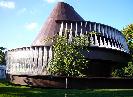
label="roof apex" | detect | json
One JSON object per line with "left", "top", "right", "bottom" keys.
{"left": 32, "top": 2, "right": 84, "bottom": 46}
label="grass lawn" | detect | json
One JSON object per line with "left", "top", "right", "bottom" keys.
{"left": 0, "top": 80, "right": 133, "bottom": 97}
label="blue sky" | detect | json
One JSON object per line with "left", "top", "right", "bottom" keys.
{"left": 0, "top": 0, "right": 133, "bottom": 49}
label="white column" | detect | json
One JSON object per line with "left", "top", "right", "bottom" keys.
{"left": 100, "top": 24, "right": 102, "bottom": 33}
{"left": 42, "top": 46, "right": 48, "bottom": 75}
{"left": 80, "top": 22, "right": 83, "bottom": 35}
{"left": 107, "top": 40, "right": 112, "bottom": 48}
{"left": 109, "top": 27, "right": 112, "bottom": 39}
{"left": 112, "top": 28, "right": 115, "bottom": 40}
{"left": 119, "top": 31, "right": 122, "bottom": 46}
{"left": 65, "top": 22, "right": 68, "bottom": 36}
{"left": 108, "top": 27, "right": 111, "bottom": 39}
{"left": 105, "top": 26, "right": 108, "bottom": 38}
{"left": 22, "top": 48, "right": 26, "bottom": 74}
{"left": 96, "top": 23, "right": 99, "bottom": 32}
{"left": 13, "top": 49, "right": 16, "bottom": 74}
{"left": 118, "top": 43, "right": 121, "bottom": 50}
{"left": 113, "top": 40, "right": 117, "bottom": 50}
{"left": 110, "top": 28, "right": 113, "bottom": 39}
{"left": 85, "top": 21, "right": 88, "bottom": 34}
{"left": 115, "top": 30, "right": 118, "bottom": 42}
{"left": 59, "top": 22, "right": 64, "bottom": 36}
{"left": 103, "top": 37, "right": 108, "bottom": 48}
{"left": 111, "top": 39, "right": 116, "bottom": 49}
{"left": 89, "top": 22, "right": 92, "bottom": 32}
{"left": 90, "top": 33, "right": 94, "bottom": 46}
{"left": 111, "top": 28, "right": 114, "bottom": 40}
{"left": 21, "top": 48, "right": 24, "bottom": 73}
{"left": 102, "top": 25, "right": 105, "bottom": 36}
{"left": 14, "top": 50, "right": 17, "bottom": 74}
{"left": 38, "top": 47, "right": 43, "bottom": 74}
{"left": 31, "top": 47, "right": 35, "bottom": 74}
{"left": 49, "top": 46, "right": 52, "bottom": 60}
{"left": 75, "top": 22, "right": 78, "bottom": 36}
{"left": 114, "top": 29, "right": 116, "bottom": 41}
{"left": 17, "top": 52, "right": 20, "bottom": 74}
{"left": 69, "top": 23, "right": 73, "bottom": 42}
{"left": 47, "top": 46, "right": 52, "bottom": 73}
{"left": 34, "top": 47, "right": 38, "bottom": 75}
{"left": 116, "top": 40, "right": 119, "bottom": 50}
{"left": 100, "top": 25, "right": 102, "bottom": 35}
{"left": 29, "top": 47, "right": 33, "bottom": 74}
{"left": 94, "top": 34, "right": 99, "bottom": 46}
{"left": 27, "top": 47, "right": 30, "bottom": 74}
{"left": 99, "top": 36, "right": 104, "bottom": 47}
{"left": 18, "top": 49, "right": 22, "bottom": 74}
{"left": 25, "top": 47, "right": 29, "bottom": 74}
{"left": 117, "top": 31, "right": 120, "bottom": 43}
{"left": 16, "top": 49, "right": 19, "bottom": 74}
{"left": 25, "top": 47, "right": 28, "bottom": 74}
{"left": 94, "top": 23, "right": 96, "bottom": 32}
{"left": 30, "top": 47, "right": 33, "bottom": 74}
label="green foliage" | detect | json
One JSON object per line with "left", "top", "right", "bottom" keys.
{"left": 122, "top": 24, "right": 133, "bottom": 53}
{"left": 48, "top": 33, "right": 90, "bottom": 77}
{"left": 124, "top": 62, "right": 133, "bottom": 76}
{"left": 122, "top": 24, "right": 133, "bottom": 77}
{"left": 111, "top": 68, "right": 125, "bottom": 77}
{"left": 0, "top": 47, "right": 6, "bottom": 65}
{"left": 112, "top": 24, "right": 133, "bottom": 77}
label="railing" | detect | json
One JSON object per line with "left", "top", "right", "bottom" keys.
{"left": 6, "top": 46, "right": 52, "bottom": 75}
{"left": 57, "top": 20, "right": 129, "bottom": 53}
{"left": 6, "top": 20, "right": 130, "bottom": 75}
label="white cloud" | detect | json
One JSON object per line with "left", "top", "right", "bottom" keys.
{"left": 44, "top": 0, "right": 64, "bottom": 3}
{"left": 25, "top": 22, "right": 38, "bottom": 31}
{"left": 17, "top": 8, "right": 27, "bottom": 15}
{"left": 0, "top": 1, "right": 15, "bottom": 9}
{"left": 20, "top": 8, "right": 26, "bottom": 13}
{"left": 17, "top": 8, "right": 37, "bottom": 16}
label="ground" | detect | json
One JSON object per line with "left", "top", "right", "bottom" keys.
{"left": 0, "top": 80, "right": 133, "bottom": 97}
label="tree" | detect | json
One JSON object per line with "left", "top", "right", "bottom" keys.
{"left": 122, "top": 23, "right": 133, "bottom": 61}
{"left": 112, "top": 24, "right": 133, "bottom": 77}
{"left": 0, "top": 47, "right": 6, "bottom": 65}
{"left": 48, "top": 31, "right": 90, "bottom": 77}
{"left": 122, "top": 24, "right": 133, "bottom": 76}
{"left": 122, "top": 24, "right": 133, "bottom": 54}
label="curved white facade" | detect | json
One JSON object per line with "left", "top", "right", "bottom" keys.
{"left": 6, "top": 21, "right": 130, "bottom": 75}
{"left": 58, "top": 21, "right": 129, "bottom": 53}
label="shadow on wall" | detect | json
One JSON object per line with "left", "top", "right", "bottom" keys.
{"left": 23, "top": 76, "right": 66, "bottom": 88}
{"left": 24, "top": 77, "right": 33, "bottom": 86}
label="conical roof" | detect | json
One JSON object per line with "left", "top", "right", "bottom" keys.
{"left": 32, "top": 2, "right": 84, "bottom": 46}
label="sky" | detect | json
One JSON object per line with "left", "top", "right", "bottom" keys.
{"left": 0, "top": 0, "right": 133, "bottom": 50}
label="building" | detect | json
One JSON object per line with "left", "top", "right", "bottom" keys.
{"left": 6, "top": 2, "right": 130, "bottom": 88}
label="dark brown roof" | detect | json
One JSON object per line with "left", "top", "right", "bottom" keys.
{"left": 32, "top": 2, "right": 84, "bottom": 46}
